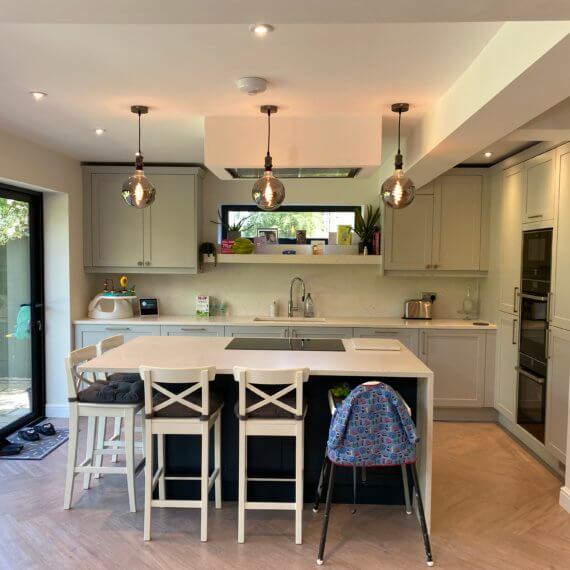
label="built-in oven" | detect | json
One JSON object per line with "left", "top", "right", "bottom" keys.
{"left": 517, "top": 354, "right": 547, "bottom": 443}
{"left": 516, "top": 228, "right": 553, "bottom": 444}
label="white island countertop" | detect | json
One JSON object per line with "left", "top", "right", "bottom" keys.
{"left": 74, "top": 314, "right": 496, "bottom": 330}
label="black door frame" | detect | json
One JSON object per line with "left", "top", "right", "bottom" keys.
{"left": 0, "top": 183, "right": 45, "bottom": 438}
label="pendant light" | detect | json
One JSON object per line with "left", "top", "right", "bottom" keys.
{"left": 381, "top": 103, "right": 415, "bottom": 209}
{"left": 252, "top": 105, "right": 285, "bottom": 211}
{"left": 122, "top": 105, "right": 156, "bottom": 209}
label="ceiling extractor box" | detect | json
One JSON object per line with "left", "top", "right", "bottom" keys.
{"left": 204, "top": 116, "right": 382, "bottom": 180}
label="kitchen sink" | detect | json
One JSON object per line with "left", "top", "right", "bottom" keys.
{"left": 253, "top": 316, "right": 327, "bottom": 323}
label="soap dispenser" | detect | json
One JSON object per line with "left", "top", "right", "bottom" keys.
{"left": 304, "top": 293, "right": 315, "bottom": 318}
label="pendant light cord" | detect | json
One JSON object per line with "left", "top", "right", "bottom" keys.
{"left": 266, "top": 109, "right": 271, "bottom": 157}
{"left": 138, "top": 109, "right": 142, "bottom": 155}
{"left": 397, "top": 110, "right": 401, "bottom": 154}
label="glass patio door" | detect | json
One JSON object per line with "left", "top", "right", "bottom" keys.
{"left": 0, "top": 184, "right": 44, "bottom": 437}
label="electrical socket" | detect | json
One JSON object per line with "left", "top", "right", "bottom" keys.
{"left": 422, "top": 291, "right": 437, "bottom": 302}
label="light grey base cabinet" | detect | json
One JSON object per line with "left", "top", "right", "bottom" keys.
{"left": 74, "top": 323, "right": 496, "bottom": 410}
{"left": 75, "top": 324, "right": 161, "bottom": 348}
{"left": 419, "top": 330, "right": 487, "bottom": 407}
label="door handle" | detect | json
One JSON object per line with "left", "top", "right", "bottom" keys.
{"left": 516, "top": 367, "right": 545, "bottom": 385}
{"left": 145, "top": 261, "right": 151, "bottom": 266}
{"left": 105, "top": 327, "right": 132, "bottom": 331}
{"left": 512, "top": 318, "right": 518, "bottom": 345}
{"left": 421, "top": 332, "right": 427, "bottom": 356}
{"left": 527, "top": 214, "right": 543, "bottom": 219}
{"left": 547, "top": 292, "right": 553, "bottom": 323}
{"left": 181, "top": 327, "right": 208, "bottom": 332}
{"left": 520, "top": 293, "right": 548, "bottom": 302}
{"left": 545, "top": 328, "right": 551, "bottom": 360}
{"left": 513, "top": 287, "right": 519, "bottom": 313}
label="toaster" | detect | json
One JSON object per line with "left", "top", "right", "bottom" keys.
{"left": 404, "top": 299, "right": 433, "bottom": 320}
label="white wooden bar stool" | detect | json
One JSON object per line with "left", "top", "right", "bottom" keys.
{"left": 63, "top": 345, "right": 145, "bottom": 512}
{"left": 94, "top": 335, "right": 145, "bottom": 473}
{"left": 233, "top": 366, "right": 310, "bottom": 545}
{"left": 140, "top": 365, "right": 223, "bottom": 542}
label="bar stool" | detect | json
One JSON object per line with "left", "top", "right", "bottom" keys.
{"left": 233, "top": 366, "right": 310, "bottom": 544}
{"left": 139, "top": 365, "right": 223, "bottom": 542}
{"left": 94, "top": 335, "right": 145, "bottom": 472}
{"left": 313, "top": 386, "right": 412, "bottom": 515}
{"left": 63, "top": 346, "right": 145, "bottom": 512}
{"left": 315, "top": 381, "right": 433, "bottom": 566}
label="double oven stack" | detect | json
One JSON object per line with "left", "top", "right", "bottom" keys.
{"left": 516, "top": 229, "right": 553, "bottom": 443}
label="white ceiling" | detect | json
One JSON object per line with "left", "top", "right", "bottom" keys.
{"left": 0, "top": 22, "right": 502, "bottom": 163}
{"left": 0, "top": 0, "right": 568, "bottom": 24}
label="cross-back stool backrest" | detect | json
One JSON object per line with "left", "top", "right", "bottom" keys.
{"left": 233, "top": 367, "right": 310, "bottom": 420}
{"left": 65, "top": 345, "right": 98, "bottom": 401}
{"left": 96, "top": 334, "right": 124, "bottom": 356}
{"left": 139, "top": 366, "right": 216, "bottom": 420}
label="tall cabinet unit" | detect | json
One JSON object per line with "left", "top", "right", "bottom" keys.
{"left": 83, "top": 166, "right": 203, "bottom": 274}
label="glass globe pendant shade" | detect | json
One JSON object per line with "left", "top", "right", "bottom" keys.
{"left": 252, "top": 170, "right": 285, "bottom": 211}
{"left": 122, "top": 168, "right": 156, "bottom": 209}
{"left": 381, "top": 168, "right": 415, "bottom": 209}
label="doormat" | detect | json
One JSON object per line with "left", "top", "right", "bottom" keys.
{"left": 0, "top": 429, "right": 69, "bottom": 460}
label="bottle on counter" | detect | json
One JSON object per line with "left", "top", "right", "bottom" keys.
{"left": 304, "top": 293, "right": 315, "bottom": 318}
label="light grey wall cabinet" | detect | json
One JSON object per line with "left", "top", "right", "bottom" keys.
{"left": 383, "top": 173, "right": 486, "bottom": 272}
{"left": 83, "top": 166, "right": 203, "bottom": 274}
{"left": 74, "top": 324, "right": 160, "bottom": 349}
{"left": 545, "top": 326, "right": 570, "bottom": 463}
{"left": 523, "top": 149, "right": 556, "bottom": 225}
{"left": 419, "top": 329, "right": 487, "bottom": 407}
{"left": 161, "top": 325, "right": 225, "bottom": 337}
{"left": 352, "top": 327, "right": 419, "bottom": 355}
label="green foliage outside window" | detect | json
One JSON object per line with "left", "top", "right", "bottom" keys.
{"left": 0, "top": 198, "right": 29, "bottom": 246}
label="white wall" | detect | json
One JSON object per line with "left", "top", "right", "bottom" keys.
{"left": 90, "top": 171, "right": 480, "bottom": 320}
{"left": 0, "top": 127, "right": 85, "bottom": 417}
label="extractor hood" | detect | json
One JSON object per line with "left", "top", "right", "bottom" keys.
{"left": 204, "top": 116, "right": 382, "bottom": 180}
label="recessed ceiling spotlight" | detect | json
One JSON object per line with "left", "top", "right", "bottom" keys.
{"left": 30, "top": 91, "right": 47, "bottom": 101}
{"left": 484, "top": 151, "right": 493, "bottom": 158}
{"left": 94, "top": 128, "right": 106, "bottom": 136}
{"left": 250, "top": 23, "right": 274, "bottom": 36}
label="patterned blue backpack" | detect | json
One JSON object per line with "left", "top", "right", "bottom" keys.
{"left": 326, "top": 382, "right": 419, "bottom": 467}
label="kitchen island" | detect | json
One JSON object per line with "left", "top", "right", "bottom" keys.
{"left": 79, "top": 335, "right": 434, "bottom": 525}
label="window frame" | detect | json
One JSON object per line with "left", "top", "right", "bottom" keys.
{"left": 219, "top": 204, "right": 360, "bottom": 244}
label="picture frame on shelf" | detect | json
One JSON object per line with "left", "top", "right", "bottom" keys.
{"left": 257, "top": 228, "right": 279, "bottom": 244}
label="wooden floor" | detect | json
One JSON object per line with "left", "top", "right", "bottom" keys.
{"left": 1, "top": 421, "right": 569, "bottom": 569}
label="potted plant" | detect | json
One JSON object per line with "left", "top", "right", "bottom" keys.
{"left": 210, "top": 210, "right": 250, "bottom": 240}
{"left": 199, "top": 242, "right": 217, "bottom": 269}
{"left": 354, "top": 205, "right": 380, "bottom": 254}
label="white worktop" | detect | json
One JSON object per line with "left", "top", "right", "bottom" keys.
{"left": 74, "top": 315, "right": 496, "bottom": 330}
{"left": 78, "top": 335, "right": 434, "bottom": 378}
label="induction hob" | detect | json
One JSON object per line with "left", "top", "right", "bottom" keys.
{"left": 225, "top": 337, "right": 345, "bottom": 352}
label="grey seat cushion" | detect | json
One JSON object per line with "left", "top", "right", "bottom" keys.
{"left": 234, "top": 392, "right": 307, "bottom": 419}
{"left": 107, "top": 373, "right": 141, "bottom": 384}
{"left": 152, "top": 390, "right": 223, "bottom": 418}
{"left": 78, "top": 378, "right": 144, "bottom": 404}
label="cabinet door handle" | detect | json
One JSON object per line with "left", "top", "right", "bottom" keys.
{"left": 181, "top": 327, "right": 208, "bottom": 332}
{"left": 512, "top": 319, "right": 518, "bottom": 345}
{"left": 547, "top": 292, "right": 553, "bottom": 323}
{"left": 421, "top": 332, "right": 427, "bottom": 355}
{"left": 145, "top": 261, "right": 151, "bottom": 266}
{"left": 433, "top": 264, "right": 439, "bottom": 269}
{"left": 425, "top": 264, "right": 431, "bottom": 269}
{"left": 528, "top": 214, "right": 543, "bottom": 219}
{"left": 545, "top": 328, "right": 551, "bottom": 359}
{"left": 513, "top": 287, "right": 519, "bottom": 313}
{"left": 137, "top": 261, "right": 143, "bottom": 266}
{"left": 105, "top": 326, "right": 132, "bottom": 331}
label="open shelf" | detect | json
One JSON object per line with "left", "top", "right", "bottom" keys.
{"left": 203, "top": 254, "right": 382, "bottom": 265}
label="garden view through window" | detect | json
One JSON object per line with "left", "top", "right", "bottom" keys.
{"left": 221, "top": 205, "right": 359, "bottom": 243}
